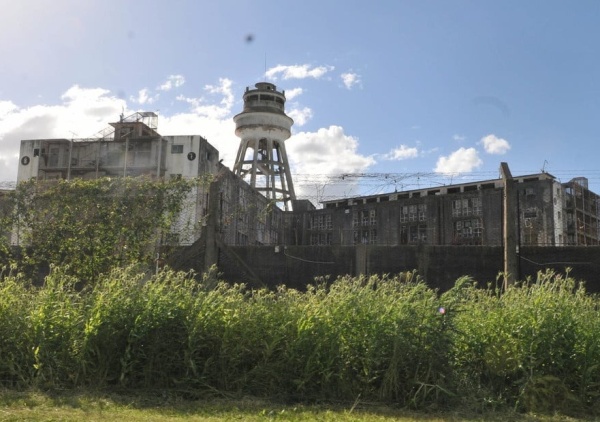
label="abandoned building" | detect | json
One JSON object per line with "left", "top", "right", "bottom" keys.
{"left": 11, "top": 82, "right": 600, "bottom": 289}
{"left": 290, "top": 171, "right": 600, "bottom": 248}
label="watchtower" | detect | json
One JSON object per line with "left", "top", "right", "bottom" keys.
{"left": 233, "top": 82, "right": 295, "bottom": 210}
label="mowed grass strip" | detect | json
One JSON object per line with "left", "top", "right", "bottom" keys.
{"left": 0, "top": 390, "right": 583, "bottom": 422}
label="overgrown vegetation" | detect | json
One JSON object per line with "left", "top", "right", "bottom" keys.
{"left": 0, "top": 266, "right": 598, "bottom": 417}
{"left": 0, "top": 177, "right": 201, "bottom": 281}
{"left": 1, "top": 178, "right": 599, "bottom": 417}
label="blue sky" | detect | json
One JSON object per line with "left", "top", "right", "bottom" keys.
{"left": 1, "top": 0, "right": 600, "bottom": 201}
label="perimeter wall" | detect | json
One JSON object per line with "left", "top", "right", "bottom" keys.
{"left": 212, "top": 245, "right": 600, "bottom": 293}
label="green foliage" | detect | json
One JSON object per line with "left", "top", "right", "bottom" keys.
{"left": 0, "top": 270, "right": 32, "bottom": 387}
{"left": 447, "top": 270, "right": 600, "bottom": 414}
{"left": 5, "top": 177, "right": 199, "bottom": 281}
{"left": 0, "top": 267, "right": 599, "bottom": 416}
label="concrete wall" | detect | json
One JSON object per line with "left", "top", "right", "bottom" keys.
{"left": 209, "top": 244, "right": 600, "bottom": 293}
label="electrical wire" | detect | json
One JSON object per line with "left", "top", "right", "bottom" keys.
{"left": 283, "top": 249, "right": 335, "bottom": 264}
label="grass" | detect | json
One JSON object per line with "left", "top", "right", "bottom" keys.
{"left": 1, "top": 267, "right": 600, "bottom": 416}
{"left": 0, "top": 390, "right": 585, "bottom": 421}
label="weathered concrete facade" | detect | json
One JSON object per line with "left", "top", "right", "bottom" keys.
{"left": 289, "top": 172, "right": 599, "bottom": 248}
{"left": 16, "top": 112, "right": 288, "bottom": 252}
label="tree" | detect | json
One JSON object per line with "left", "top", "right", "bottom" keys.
{"left": 5, "top": 177, "right": 202, "bottom": 282}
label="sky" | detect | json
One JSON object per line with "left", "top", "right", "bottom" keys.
{"left": 1, "top": 0, "right": 600, "bottom": 202}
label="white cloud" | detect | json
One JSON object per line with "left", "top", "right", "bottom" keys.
{"left": 479, "top": 134, "right": 511, "bottom": 155}
{"left": 287, "top": 126, "right": 375, "bottom": 201}
{"left": 265, "top": 64, "right": 334, "bottom": 80}
{"left": 452, "top": 134, "right": 466, "bottom": 141}
{"left": 175, "top": 78, "right": 234, "bottom": 120}
{"left": 204, "top": 78, "right": 234, "bottom": 109}
{"left": 384, "top": 145, "right": 419, "bottom": 160}
{"left": 284, "top": 87, "right": 303, "bottom": 100}
{"left": 0, "top": 85, "right": 126, "bottom": 182}
{"left": 160, "top": 112, "right": 237, "bottom": 166}
{"left": 0, "top": 100, "right": 18, "bottom": 118}
{"left": 341, "top": 72, "right": 361, "bottom": 89}
{"left": 434, "top": 147, "right": 482, "bottom": 174}
{"left": 287, "top": 107, "right": 313, "bottom": 127}
{"left": 160, "top": 78, "right": 238, "bottom": 166}
{"left": 130, "top": 88, "right": 157, "bottom": 105}
{"left": 157, "top": 74, "right": 185, "bottom": 91}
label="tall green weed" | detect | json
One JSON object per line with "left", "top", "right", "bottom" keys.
{"left": 0, "top": 266, "right": 599, "bottom": 416}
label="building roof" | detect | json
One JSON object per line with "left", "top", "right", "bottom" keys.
{"left": 322, "top": 171, "right": 557, "bottom": 206}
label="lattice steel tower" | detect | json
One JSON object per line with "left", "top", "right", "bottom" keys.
{"left": 233, "top": 82, "right": 296, "bottom": 210}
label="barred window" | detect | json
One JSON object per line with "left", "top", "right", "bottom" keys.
{"left": 400, "top": 206, "right": 409, "bottom": 223}
{"left": 453, "top": 197, "right": 482, "bottom": 216}
{"left": 472, "top": 197, "right": 482, "bottom": 215}
{"left": 369, "top": 209, "right": 377, "bottom": 225}
{"left": 418, "top": 204, "right": 427, "bottom": 221}
{"left": 454, "top": 218, "right": 483, "bottom": 239}
{"left": 409, "top": 205, "right": 417, "bottom": 222}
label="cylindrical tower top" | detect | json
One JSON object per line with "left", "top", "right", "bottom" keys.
{"left": 241, "top": 82, "right": 287, "bottom": 114}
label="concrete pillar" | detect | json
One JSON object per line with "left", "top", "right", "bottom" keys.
{"left": 355, "top": 244, "right": 367, "bottom": 276}
{"left": 500, "top": 162, "right": 519, "bottom": 288}
{"left": 204, "top": 176, "right": 220, "bottom": 272}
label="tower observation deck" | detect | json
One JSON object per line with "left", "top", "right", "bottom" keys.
{"left": 233, "top": 82, "right": 296, "bottom": 210}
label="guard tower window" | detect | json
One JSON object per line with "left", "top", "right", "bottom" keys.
{"left": 171, "top": 145, "right": 184, "bottom": 154}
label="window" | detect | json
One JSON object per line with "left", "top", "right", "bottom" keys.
{"left": 370, "top": 229, "right": 377, "bottom": 244}
{"left": 400, "top": 206, "right": 409, "bottom": 223}
{"left": 472, "top": 197, "right": 482, "bottom": 215}
{"left": 48, "top": 147, "right": 60, "bottom": 167}
{"left": 354, "top": 210, "right": 376, "bottom": 227}
{"left": 310, "top": 233, "right": 331, "bottom": 246}
{"left": 369, "top": 209, "right": 377, "bottom": 225}
{"left": 418, "top": 204, "right": 427, "bottom": 221}
{"left": 524, "top": 207, "right": 538, "bottom": 219}
{"left": 326, "top": 214, "right": 332, "bottom": 229}
{"left": 409, "top": 205, "right": 417, "bottom": 222}
{"left": 454, "top": 218, "right": 483, "bottom": 243}
{"left": 452, "top": 200, "right": 462, "bottom": 217}
{"left": 353, "top": 229, "right": 377, "bottom": 244}
{"left": 171, "top": 144, "right": 184, "bottom": 154}
{"left": 311, "top": 214, "right": 332, "bottom": 231}
{"left": 452, "top": 197, "right": 481, "bottom": 216}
